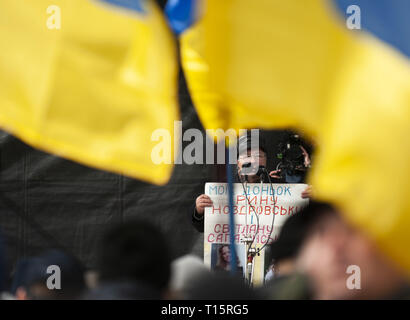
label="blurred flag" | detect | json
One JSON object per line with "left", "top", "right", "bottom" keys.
{"left": 0, "top": 0, "right": 178, "bottom": 185}
{"left": 180, "top": 0, "right": 410, "bottom": 274}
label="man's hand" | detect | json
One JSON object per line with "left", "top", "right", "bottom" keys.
{"left": 195, "top": 194, "right": 213, "bottom": 215}
{"left": 269, "top": 169, "right": 282, "bottom": 179}
{"left": 300, "top": 146, "right": 311, "bottom": 168}
{"left": 301, "top": 185, "right": 313, "bottom": 199}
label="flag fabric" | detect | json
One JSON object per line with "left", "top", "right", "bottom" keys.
{"left": 180, "top": 0, "right": 410, "bottom": 274}
{"left": 0, "top": 0, "right": 178, "bottom": 185}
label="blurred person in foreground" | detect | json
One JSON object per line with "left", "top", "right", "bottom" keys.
{"left": 0, "top": 233, "right": 12, "bottom": 300}
{"left": 263, "top": 201, "right": 410, "bottom": 300}
{"left": 259, "top": 202, "right": 318, "bottom": 299}
{"left": 12, "top": 249, "right": 85, "bottom": 300}
{"left": 184, "top": 271, "right": 259, "bottom": 300}
{"left": 168, "top": 254, "right": 210, "bottom": 299}
{"left": 296, "top": 205, "right": 410, "bottom": 299}
{"left": 83, "top": 219, "right": 171, "bottom": 300}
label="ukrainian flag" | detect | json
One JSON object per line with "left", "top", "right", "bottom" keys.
{"left": 0, "top": 0, "right": 178, "bottom": 185}
{"left": 179, "top": 0, "right": 410, "bottom": 274}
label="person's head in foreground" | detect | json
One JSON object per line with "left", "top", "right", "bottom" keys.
{"left": 88, "top": 219, "right": 171, "bottom": 299}
{"left": 168, "top": 254, "right": 210, "bottom": 299}
{"left": 184, "top": 271, "right": 258, "bottom": 300}
{"left": 275, "top": 201, "right": 410, "bottom": 300}
{"left": 260, "top": 202, "right": 320, "bottom": 299}
{"left": 12, "top": 249, "right": 85, "bottom": 300}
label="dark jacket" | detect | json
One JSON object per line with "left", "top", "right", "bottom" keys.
{"left": 191, "top": 204, "right": 204, "bottom": 233}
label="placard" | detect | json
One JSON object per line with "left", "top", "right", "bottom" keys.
{"left": 204, "top": 182, "right": 309, "bottom": 285}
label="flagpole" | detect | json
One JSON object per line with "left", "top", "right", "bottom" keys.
{"left": 226, "top": 145, "right": 237, "bottom": 275}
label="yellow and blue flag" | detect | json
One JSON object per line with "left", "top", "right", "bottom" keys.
{"left": 0, "top": 0, "right": 178, "bottom": 185}
{"left": 178, "top": 0, "right": 410, "bottom": 274}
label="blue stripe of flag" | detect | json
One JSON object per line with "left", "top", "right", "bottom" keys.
{"left": 333, "top": 0, "right": 410, "bottom": 58}
{"left": 99, "top": 0, "right": 146, "bottom": 14}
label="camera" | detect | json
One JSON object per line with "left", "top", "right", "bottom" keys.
{"left": 276, "top": 134, "right": 308, "bottom": 183}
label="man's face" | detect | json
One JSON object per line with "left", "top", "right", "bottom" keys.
{"left": 341, "top": 227, "right": 407, "bottom": 299}
{"left": 296, "top": 213, "right": 352, "bottom": 299}
{"left": 297, "top": 212, "right": 407, "bottom": 299}
{"left": 237, "top": 148, "right": 267, "bottom": 182}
